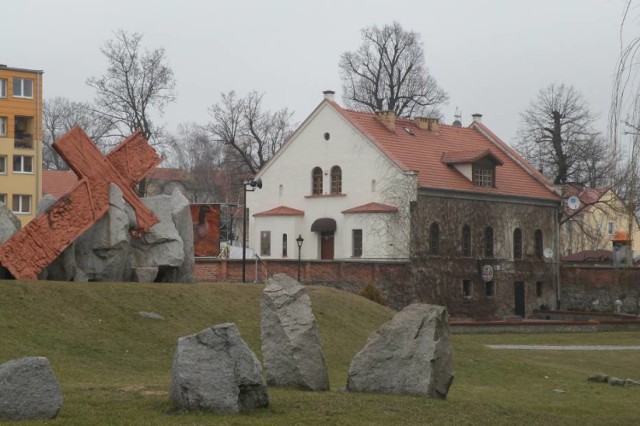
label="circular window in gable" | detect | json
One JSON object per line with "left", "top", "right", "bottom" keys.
{"left": 324, "top": 132, "right": 330, "bottom": 141}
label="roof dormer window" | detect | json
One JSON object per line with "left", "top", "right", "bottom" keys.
{"left": 473, "top": 164, "right": 494, "bottom": 188}
{"left": 441, "top": 149, "right": 503, "bottom": 188}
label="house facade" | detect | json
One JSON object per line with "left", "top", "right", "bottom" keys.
{"left": 0, "top": 65, "right": 44, "bottom": 227}
{"left": 560, "top": 186, "right": 640, "bottom": 256}
{"left": 245, "top": 91, "right": 563, "bottom": 318}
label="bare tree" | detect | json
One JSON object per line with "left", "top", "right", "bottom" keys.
{"left": 208, "top": 91, "right": 293, "bottom": 175}
{"left": 165, "top": 122, "right": 224, "bottom": 203}
{"left": 87, "top": 29, "right": 176, "bottom": 145}
{"left": 339, "top": 21, "right": 448, "bottom": 118}
{"left": 42, "top": 97, "right": 115, "bottom": 170}
{"left": 515, "top": 83, "right": 607, "bottom": 185}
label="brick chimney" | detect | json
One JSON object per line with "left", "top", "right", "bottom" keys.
{"left": 472, "top": 113, "right": 483, "bottom": 123}
{"left": 414, "top": 116, "right": 439, "bottom": 132}
{"left": 376, "top": 110, "right": 396, "bottom": 132}
{"left": 323, "top": 90, "right": 335, "bottom": 101}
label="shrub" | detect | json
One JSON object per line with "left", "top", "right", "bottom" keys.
{"left": 358, "top": 282, "right": 387, "bottom": 306}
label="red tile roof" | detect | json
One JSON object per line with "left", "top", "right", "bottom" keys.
{"left": 561, "top": 249, "right": 612, "bottom": 263}
{"left": 254, "top": 205, "right": 305, "bottom": 217}
{"left": 342, "top": 202, "right": 399, "bottom": 214}
{"left": 329, "top": 101, "right": 559, "bottom": 201}
{"left": 148, "top": 168, "right": 187, "bottom": 181}
{"left": 42, "top": 170, "right": 78, "bottom": 197}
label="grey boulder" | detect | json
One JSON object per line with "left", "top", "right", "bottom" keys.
{"left": 347, "top": 303, "right": 454, "bottom": 399}
{"left": 0, "top": 202, "right": 21, "bottom": 244}
{"left": 261, "top": 274, "right": 330, "bottom": 391}
{"left": 170, "top": 323, "right": 268, "bottom": 413}
{"left": 0, "top": 357, "right": 63, "bottom": 420}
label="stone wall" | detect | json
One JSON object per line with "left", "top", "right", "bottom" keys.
{"left": 410, "top": 193, "right": 560, "bottom": 319}
{"left": 560, "top": 265, "right": 640, "bottom": 314}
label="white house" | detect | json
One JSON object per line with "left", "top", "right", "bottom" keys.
{"left": 246, "top": 91, "right": 415, "bottom": 261}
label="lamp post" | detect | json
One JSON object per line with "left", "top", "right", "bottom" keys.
{"left": 242, "top": 177, "right": 262, "bottom": 283}
{"left": 296, "top": 234, "right": 304, "bottom": 282}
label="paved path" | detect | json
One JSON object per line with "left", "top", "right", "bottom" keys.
{"left": 485, "top": 345, "right": 640, "bottom": 351}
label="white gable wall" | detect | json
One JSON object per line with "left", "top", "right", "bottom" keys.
{"left": 247, "top": 102, "right": 412, "bottom": 260}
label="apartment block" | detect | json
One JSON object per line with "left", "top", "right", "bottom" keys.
{"left": 0, "top": 65, "right": 44, "bottom": 227}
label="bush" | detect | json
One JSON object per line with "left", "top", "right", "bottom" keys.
{"left": 358, "top": 282, "right": 387, "bottom": 306}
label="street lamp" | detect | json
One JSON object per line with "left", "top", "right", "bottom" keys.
{"left": 242, "top": 177, "right": 262, "bottom": 283}
{"left": 296, "top": 234, "right": 304, "bottom": 282}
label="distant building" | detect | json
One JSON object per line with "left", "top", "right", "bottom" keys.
{"left": 247, "top": 91, "right": 562, "bottom": 318}
{"left": 560, "top": 185, "right": 640, "bottom": 255}
{"left": 0, "top": 65, "right": 44, "bottom": 227}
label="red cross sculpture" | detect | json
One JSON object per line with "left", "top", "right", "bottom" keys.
{"left": 0, "top": 127, "right": 162, "bottom": 280}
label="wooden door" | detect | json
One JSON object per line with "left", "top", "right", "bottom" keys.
{"left": 321, "top": 232, "right": 334, "bottom": 260}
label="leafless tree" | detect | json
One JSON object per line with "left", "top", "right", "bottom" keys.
{"left": 87, "top": 29, "right": 176, "bottom": 145}
{"left": 42, "top": 97, "right": 115, "bottom": 170}
{"left": 515, "top": 83, "right": 608, "bottom": 185}
{"left": 208, "top": 91, "right": 293, "bottom": 175}
{"left": 165, "top": 122, "right": 224, "bottom": 203}
{"left": 339, "top": 21, "right": 448, "bottom": 118}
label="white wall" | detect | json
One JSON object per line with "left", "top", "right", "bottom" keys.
{"left": 246, "top": 102, "right": 412, "bottom": 260}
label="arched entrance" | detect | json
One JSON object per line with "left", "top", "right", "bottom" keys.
{"left": 311, "top": 218, "right": 336, "bottom": 260}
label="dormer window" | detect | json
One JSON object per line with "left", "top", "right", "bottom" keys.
{"left": 441, "top": 149, "right": 503, "bottom": 188}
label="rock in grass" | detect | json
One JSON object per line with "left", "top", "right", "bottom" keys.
{"left": 0, "top": 357, "right": 63, "bottom": 420}
{"left": 261, "top": 273, "right": 330, "bottom": 391}
{"left": 587, "top": 374, "right": 609, "bottom": 383}
{"left": 170, "top": 323, "right": 268, "bottom": 413}
{"left": 347, "top": 303, "right": 454, "bottom": 399}
{"left": 624, "top": 378, "right": 640, "bottom": 387}
{"left": 609, "top": 377, "right": 625, "bottom": 386}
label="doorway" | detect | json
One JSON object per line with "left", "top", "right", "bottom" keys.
{"left": 514, "top": 281, "right": 525, "bottom": 317}
{"left": 320, "top": 231, "right": 334, "bottom": 260}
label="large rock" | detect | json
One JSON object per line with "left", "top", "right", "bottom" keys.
{"left": 0, "top": 202, "right": 21, "bottom": 244}
{"left": 0, "top": 357, "right": 63, "bottom": 420}
{"left": 347, "top": 303, "right": 454, "bottom": 399}
{"left": 261, "top": 274, "right": 330, "bottom": 391}
{"left": 170, "top": 323, "right": 269, "bottom": 413}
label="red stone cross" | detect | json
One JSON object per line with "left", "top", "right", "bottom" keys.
{"left": 0, "top": 127, "right": 162, "bottom": 280}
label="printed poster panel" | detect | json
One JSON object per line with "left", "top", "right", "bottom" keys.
{"left": 190, "top": 204, "right": 221, "bottom": 257}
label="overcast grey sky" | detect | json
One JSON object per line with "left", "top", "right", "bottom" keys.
{"left": 3, "top": 0, "right": 632, "bottom": 144}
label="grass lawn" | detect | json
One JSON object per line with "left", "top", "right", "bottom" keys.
{"left": 0, "top": 280, "right": 638, "bottom": 425}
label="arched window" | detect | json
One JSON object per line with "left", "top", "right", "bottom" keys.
{"left": 513, "top": 228, "right": 522, "bottom": 260}
{"left": 534, "top": 229, "right": 543, "bottom": 259}
{"left": 330, "top": 166, "right": 342, "bottom": 194}
{"left": 462, "top": 224, "right": 471, "bottom": 256}
{"left": 484, "top": 226, "right": 494, "bottom": 258}
{"left": 430, "top": 222, "right": 440, "bottom": 255}
{"left": 312, "top": 167, "right": 323, "bottom": 195}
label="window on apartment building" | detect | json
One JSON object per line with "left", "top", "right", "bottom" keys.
{"left": 462, "top": 224, "right": 471, "bottom": 256}
{"left": 0, "top": 79, "right": 7, "bottom": 97}
{"left": 0, "top": 156, "right": 6, "bottom": 174}
{"left": 463, "top": 280, "right": 472, "bottom": 298}
{"left": 513, "top": 228, "right": 523, "bottom": 260}
{"left": 282, "top": 234, "right": 288, "bottom": 257}
{"left": 260, "top": 231, "right": 271, "bottom": 256}
{"left": 473, "top": 165, "right": 494, "bottom": 187}
{"left": 312, "top": 167, "right": 323, "bottom": 195}
{"left": 12, "top": 194, "right": 31, "bottom": 214}
{"left": 0, "top": 117, "right": 7, "bottom": 137}
{"left": 13, "top": 155, "right": 33, "bottom": 173}
{"left": 429, "top": 222, "right": 440, "bottom": 255}
{"left": 330, "top": 166, "right": 342, "bottom": 194}
{"left": 607, "top": 221, "right": 615, "bottom": 235}
{"left": 484, "top": 226, "right": 494, "bottom": 258}
{"left": 352, "top": 229, "right": 363, "bottom": 257}
{"left": 13, "top": 78, "right": 33, "bottom": 98}
{"left": 485, "top": 281, "right": 495, "bottom": 297}
{"left": 534, "top": 229, "right": 543, "bottom": 259}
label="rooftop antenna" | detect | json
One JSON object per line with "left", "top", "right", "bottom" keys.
{"left": 452, "top": 107, "right": 462, "bottom": 127}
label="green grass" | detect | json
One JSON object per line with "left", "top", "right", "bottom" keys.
{"left": 1, "top": 280, "right": 639, "bottom": 425}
